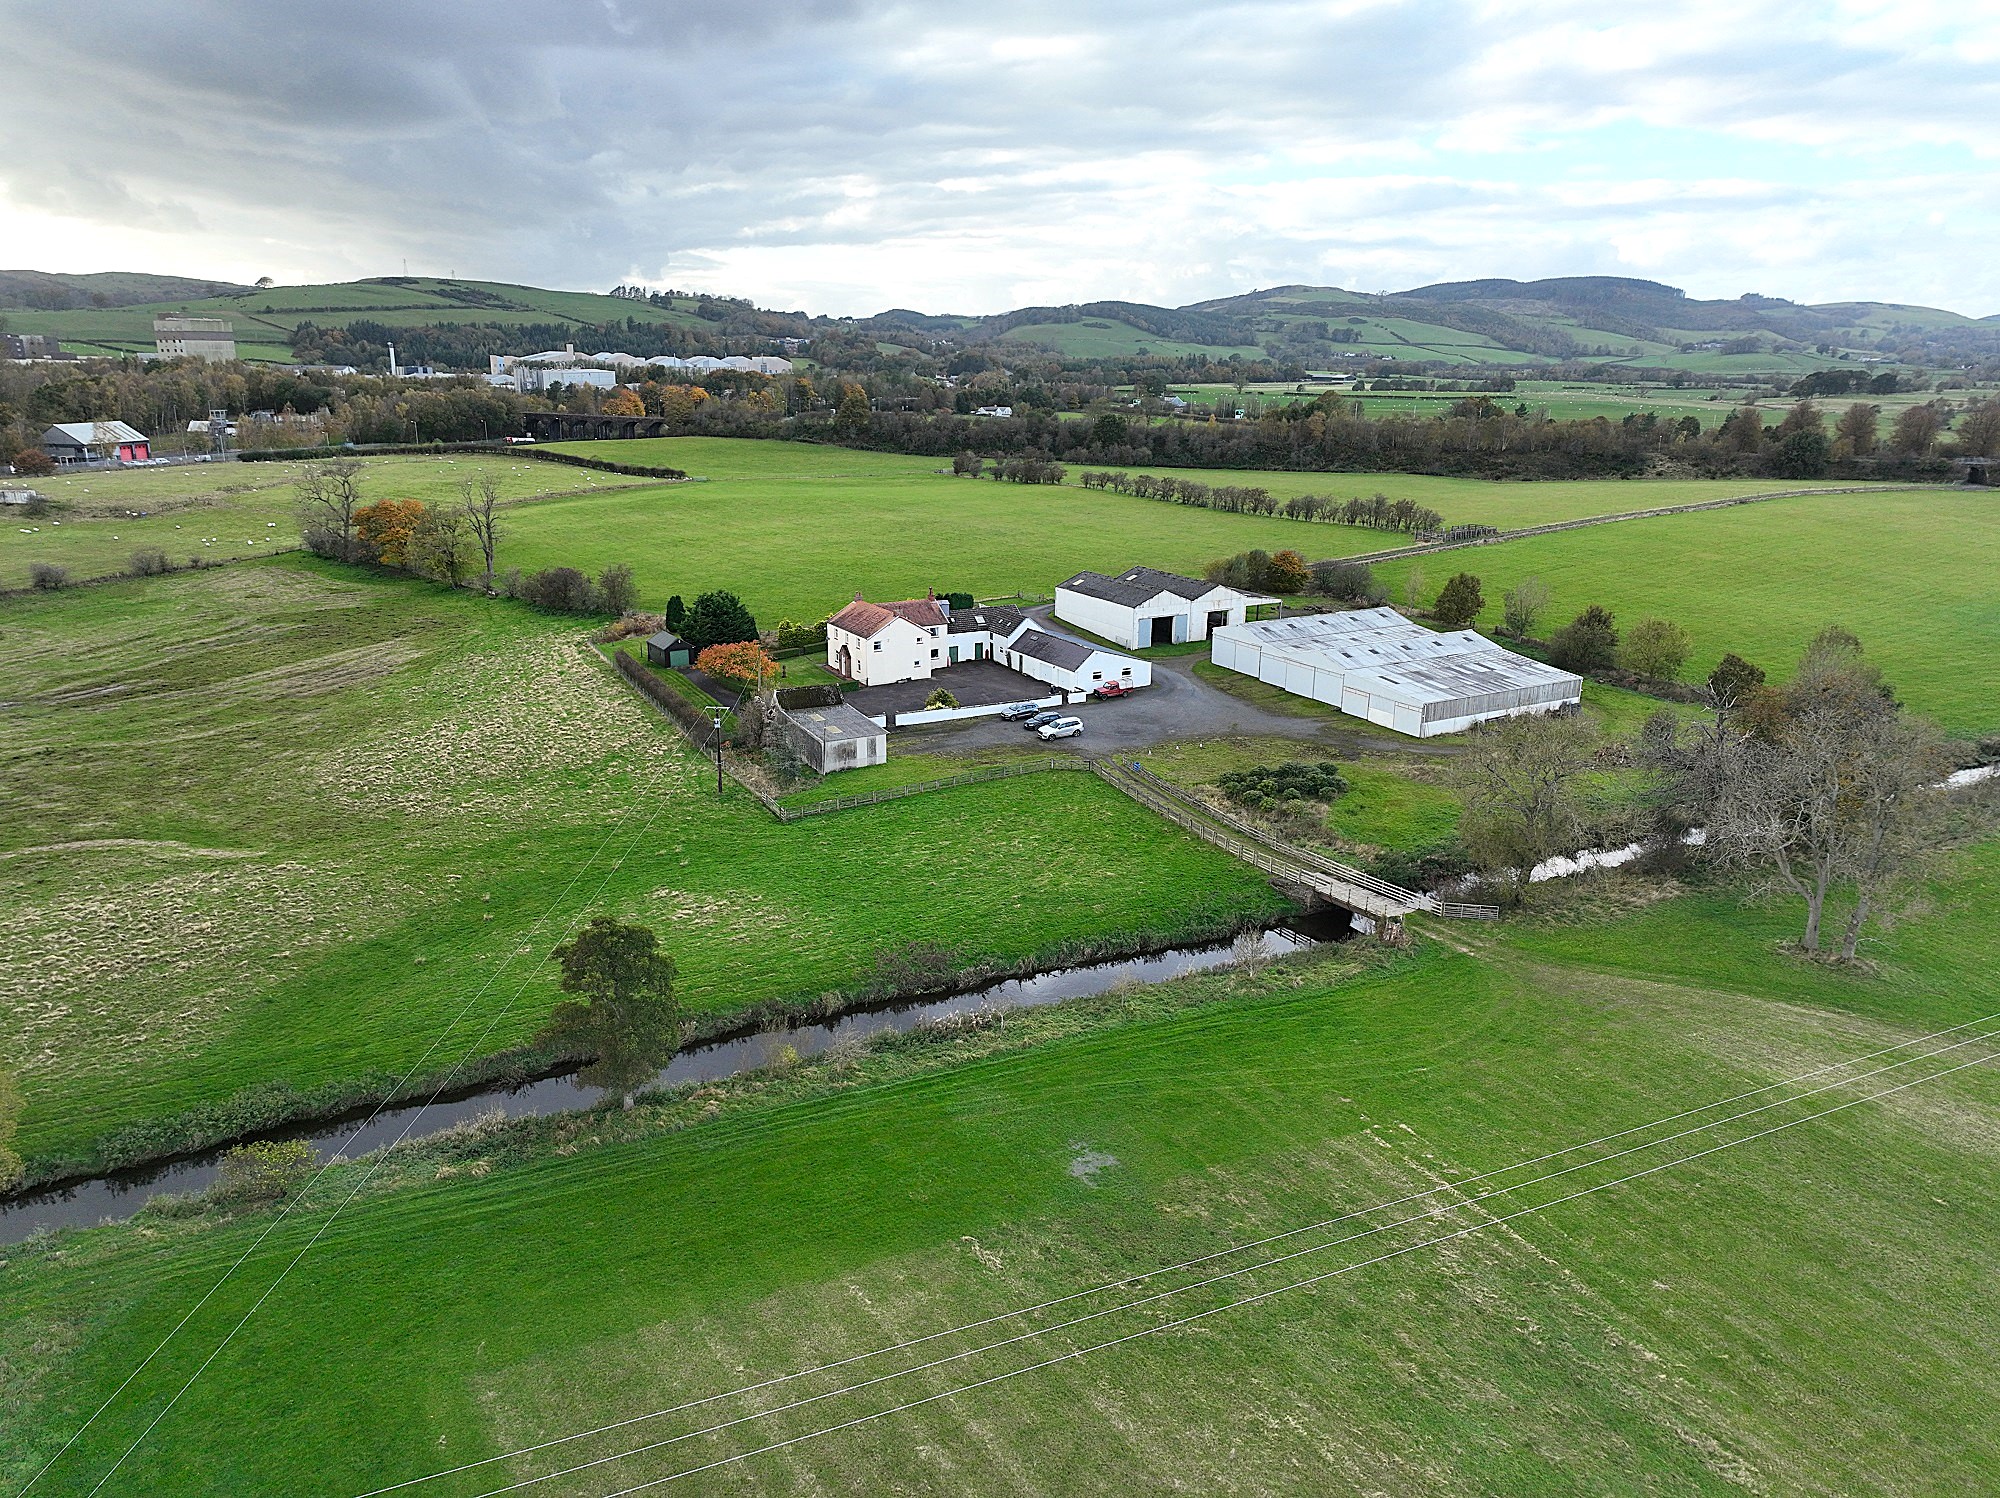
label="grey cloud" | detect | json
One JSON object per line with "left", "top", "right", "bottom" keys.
{"left": 0, "top": 0, "right": 1994, "bottom": 311}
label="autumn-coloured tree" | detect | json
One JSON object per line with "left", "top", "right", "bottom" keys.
{"left": 1266, "top": 548, "right": 1311, "bottom": 594}
{"left": 696, "top": 640, "right": 781, "bottom": 692}
{"left": 601, "top": 386, "right": 645, "bottom": 417}
{"left": 652, "top": 384, "right": 710, "bottom": 422}
{"left": 833, "top": 384, "right": 872, "bottom": 437}
{"left": 354, "top": 498, "right": 425, "bottom": 565}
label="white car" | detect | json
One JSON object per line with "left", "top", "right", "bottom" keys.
{"left": 1037, "top": 716, "right": 1084, "bottom": 740}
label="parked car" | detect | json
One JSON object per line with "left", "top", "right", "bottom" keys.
{"left": 1021, "top": 710, "right": 1062, "bottom": 731}
{"left": 1037, "top": 716, "right": 1085, "bottom": 740}
{"left": 997, "top": 702, "right": 1041, "bottom": 721}
{"left": 1093, "top": 681, "right": 1132, "bottom": 698}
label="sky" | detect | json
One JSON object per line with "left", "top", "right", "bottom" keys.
{"left": 1, "top": 0, "right": 1996, "bottom": 318}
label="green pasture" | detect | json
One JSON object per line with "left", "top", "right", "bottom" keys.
{"left": 997, "top": 318, "right": 1266, "bottom": 360}
{"left": 0, "top": 561, "right": 1281, "bottom": 1169}
{"left": 1377, "top": 487, "right": 2000, "bottom": 736}
{"left": 0, "top": 276, "right": 708, "bottom": 349}
{"left": 0, "top": 454, "right": 656, "bottom": 590}
{"left": 10, "top": 840, "right": 2000, "bottom": 1493}
{"left": 1061, "top": 458, "right": 1878, "bottom": 533}
{"left": 512, "top": 438, "right": 1390, "bottom": 620}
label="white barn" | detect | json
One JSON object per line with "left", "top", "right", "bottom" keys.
{"left": 1056, "top": 566, "right": 1274, "bottom": 649}
{"left": 1003, "top": 630, "right": 1152, "bottom": 694}
{"left": 1211, "top": 608, "right": 1581, "bottom": 738}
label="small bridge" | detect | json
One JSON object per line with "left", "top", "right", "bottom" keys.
{"left": 1094, "top": 761, "right": 1498, "bottom": 924}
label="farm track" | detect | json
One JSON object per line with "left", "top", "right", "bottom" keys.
{"left": 1325, "top": 483, "right": 1938, "bottom": 566}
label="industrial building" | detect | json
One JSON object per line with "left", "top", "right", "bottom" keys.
{"left": 40, "top": 421, "right": 151, "bottom": 465}
{"left": 1210, "top": 608, "right": 1581, "bottom": 737}
{"left": 153, "top": 316, "right": 236, "bottom": 363}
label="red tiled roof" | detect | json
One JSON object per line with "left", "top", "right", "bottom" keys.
{"left": 828, "top": 596, "right": 946, "bottom": 637}
{"left": 883, "top": 598, "right": 946, "bottom": 628}
{"left": 828, "top": 599, "right": 895, "bottom": 637}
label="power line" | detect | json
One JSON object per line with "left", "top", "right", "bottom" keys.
{"left": 410, "top": 1024, "right": 2000, "bottom": 1498}
{"left": 351, "top": 1001, "right": 2000, "bottom": 1497}
{"left": 19, "top": 748, "right": 693, "bottom": 1498}
{"left": 573, "top": 1041, "right": 2000, "bottom": 1496}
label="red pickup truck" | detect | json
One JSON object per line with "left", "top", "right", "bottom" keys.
{"left": 1092, "top": 681, "right": 1132, "bottom": 699}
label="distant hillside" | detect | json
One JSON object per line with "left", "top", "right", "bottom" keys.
{"left": 1189, "top": 276, "right": 1999, "bottom": 373}
{"left": 0, "top": 269, "right": 252, "bottom": 311}
{"left": 4, "top": 267, "right": 1993, "bottom": 374}
{"left": 0, "top": 276, "right": 749, "bottom": 362}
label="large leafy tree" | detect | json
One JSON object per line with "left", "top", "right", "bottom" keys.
{"left": 541, "top": 918, "right": 680, "bottom": 1107}
{"left": 1432, "top": 572, "right": 1484, "bottom": 629}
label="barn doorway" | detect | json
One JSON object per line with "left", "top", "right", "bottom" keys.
{"left": 1206, "top": 609, "right": 1229, "bottom": 635}
{"left": 1149, "top": 616, "right": 1175, "bottom": 646}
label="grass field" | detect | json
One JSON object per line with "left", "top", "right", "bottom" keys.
{"left": 1376, "top": 486, "right": 2000, "bottom": 737}
{"left": 10, "top": 842, "right": 2000, "bottom": 1494}
{"left": 11, "top": 440, "right": 1910, "bottom": 623}
{"left": 0, "top": 561, "right": 1282, "bottom": 1171}
{"left": 514, "top": 439, "right": 1892, "bottom": 623}
{"left": 0, "top": 454, "right": 656, "bottom": 591}
{"left": 0, "top": 276, "right": 713, "bottom": 359}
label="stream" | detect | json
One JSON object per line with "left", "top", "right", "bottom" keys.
{"left": 0, "top": 912, "right": 1349, "bottom": 1244}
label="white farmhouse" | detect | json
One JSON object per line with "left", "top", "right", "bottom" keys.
{"left": 1211, "top": 607, "right": 1581, "bottom": 737}
{"left": 826, "top": 594, "right": 952, "bottom": 686}
{"left": 1055, "top": 566, "right": 1274, "bottom": 649}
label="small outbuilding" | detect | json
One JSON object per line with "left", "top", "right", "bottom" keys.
{"left": 644, "top": 630, "right": 696, "bottom": 668}
{"left": 1056, "top": 566, "right": 1274, "bottom": 649}
{"left": 775, "top": 701, "right": 888, "bottom": 774}
{"left": 1003, "top": 628, "right": 1153, "bottom": 695}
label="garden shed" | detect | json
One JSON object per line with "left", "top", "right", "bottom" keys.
{"left": 1211, "top": 607, "right": 1580, "bottom": 737}
{"left": 645, "top": 630, "right": 695, "bottom": 668}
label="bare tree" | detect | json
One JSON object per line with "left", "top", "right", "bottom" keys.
{"left": 1501, "top": 575, "right": 1551, "bottom": 638}
{"left": 1453, "top": 710, "right": 1597, "bottom": 901}
{"left": 460, "top": 475, "right": 502, "bottom": 587}
{"left": 296, "top": 458, "right": 365, "bottom": 558}
{"left": 1679, "top": 629, "right": 1957, "bottom": 959}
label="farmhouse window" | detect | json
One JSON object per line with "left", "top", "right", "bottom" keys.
{"left": 872, "top": 641, "right": 881, "bottom": 651}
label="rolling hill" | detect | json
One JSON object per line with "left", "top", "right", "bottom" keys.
{"left": 4, "top": 268, "right": 1994, "bottom": 373}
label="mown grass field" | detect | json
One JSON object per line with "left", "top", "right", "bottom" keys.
{"left": 0, "top": 453, "right": 654, "bottom": 591}
{"left": 9, "top": 843, "right": 2000, "bottom": 1495}
{"left": 0, "top": 561, "right": 1282, "bottom": 1171}
{"left": 518, "top": 438, "right": 1889, "bottom": 622}
{"left": 1376, "top": 486, "right": 2000, "bottom": 737}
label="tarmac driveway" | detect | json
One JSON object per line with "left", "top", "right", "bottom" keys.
{"left": 898, "top": 653, "right": 1387, "bottom": 756}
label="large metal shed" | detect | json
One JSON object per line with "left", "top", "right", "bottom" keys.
{"left": 1212, "top": 608, "right": 1581, "bottom": 737}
